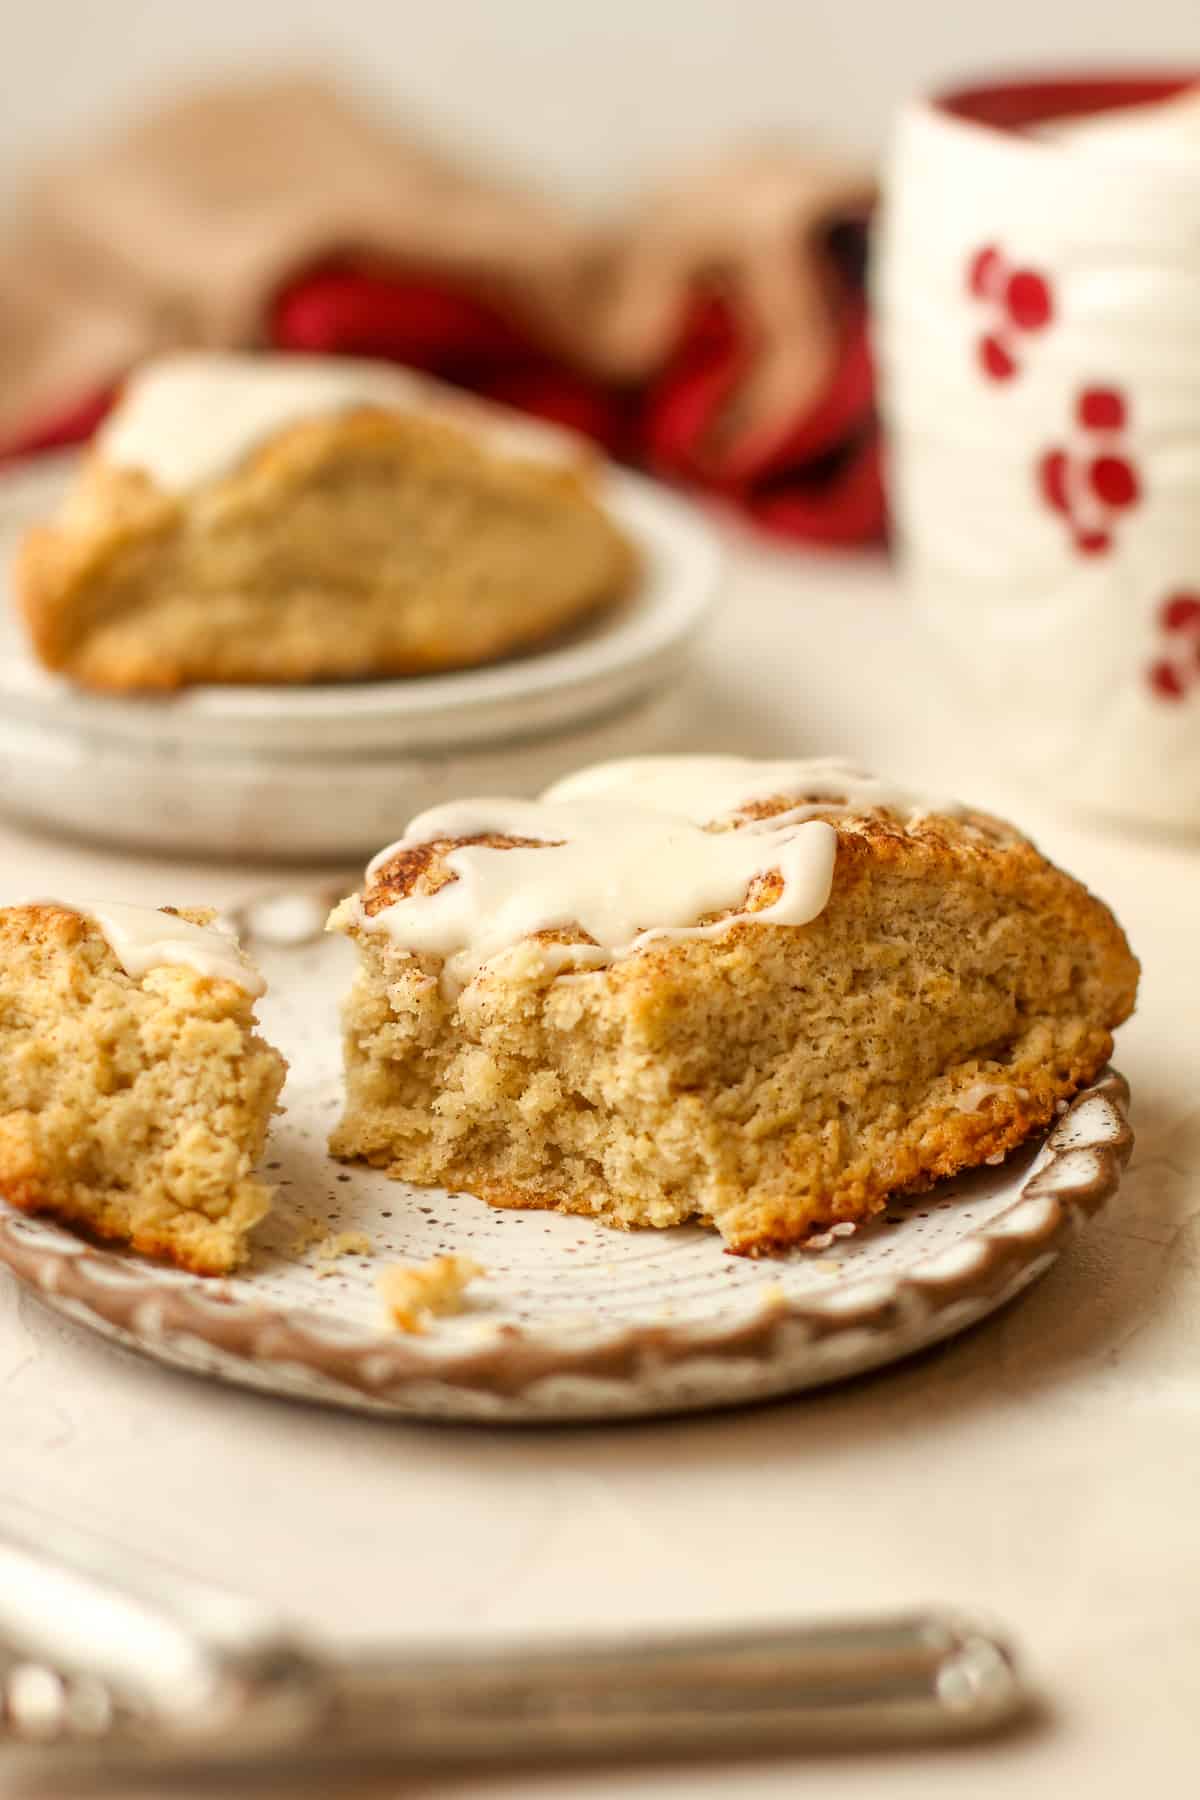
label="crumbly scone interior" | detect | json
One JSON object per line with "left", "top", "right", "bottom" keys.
{"left": 330, "top": 805, "right": 1138, "bottom": 1253}
{"left": 17, "top": 409, "right": 636, "bottom": 690}
{"left": 0, "top": 906, "right": 286, "bottom": 1273}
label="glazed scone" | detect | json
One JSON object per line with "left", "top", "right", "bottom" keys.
{"left": 16, "top": 352, "right": 636, "bottom": 691}
{"left": 0, "top": 901, "right": 286, "bottom": 1273}
{"left": 328, "top": 755, "right": 1138, "bottom": 1254}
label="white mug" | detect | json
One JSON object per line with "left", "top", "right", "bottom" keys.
{"left": 875, "top": 75, "right": 1200, "bottom": 830}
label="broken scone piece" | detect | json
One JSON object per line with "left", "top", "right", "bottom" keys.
{"left": 378, "top": 1254, "right": 484, "bottom": 1333}
{"left": 330, "top": 754, "right": 1138, "bottom": 1254}
{"left": 16, "top": 351, "right": 635, "bottom": 691}
{"left": 0, "top": 902, "right": 286, "bottom": 1273}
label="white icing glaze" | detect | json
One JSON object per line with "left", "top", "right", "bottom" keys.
{"left": 352, "top": 755, "right": 960, "bottom": 995}
{"left": 543, "top": 754, "right": 958, "bottom": 826}
{"left": 359, "top": 800, "right": 836, "bottom": 993}
{"left": 29, "top": 899, "right": 265, "bottom": 995}
{"left": 97, "top": 351, "right": 576, "bottom": 492}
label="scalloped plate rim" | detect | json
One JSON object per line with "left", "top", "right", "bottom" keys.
{"left": 0, "top": 1072, "right": 1133, "bottom": 1424}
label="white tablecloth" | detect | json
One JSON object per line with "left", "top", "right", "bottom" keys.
{"left": 2, "top": 527, "right": 1196, "bottom": 1797}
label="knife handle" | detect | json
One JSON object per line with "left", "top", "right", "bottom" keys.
{"left": 0, "top": 1501, "right": 1027, "bottom": 1765}
{"left": 326, "top": 1612, "right": 1027, "bottom": 1759}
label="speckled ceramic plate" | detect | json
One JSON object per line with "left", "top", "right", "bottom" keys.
{"left": 0, "top": 897, "right": 1133, "bottom": 1424}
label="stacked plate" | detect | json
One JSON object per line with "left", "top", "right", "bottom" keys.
{"left": 0, "top": 455, "right": 719, "bottom": 861}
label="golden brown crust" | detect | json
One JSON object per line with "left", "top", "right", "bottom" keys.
{"left": 0, "top": 904, "right": 286, "bottom": 1274}
{"left": 334, "top": 801, "right": 1138, "bottom": 1254}
{"left": 16, "top": 406, "right": 636, "bottom": 691}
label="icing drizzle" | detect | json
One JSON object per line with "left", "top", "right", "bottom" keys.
{"left": 351, "top": 755, "right": 961, "bottom": 994}
{"left": 97, "top": 351, "right": 577, "bottom": 492}
{"left": 31, "top": 900, "right": 265, "bottom": 995}
{"left": 542, "top": 754, "right": 956, "bottom": 824}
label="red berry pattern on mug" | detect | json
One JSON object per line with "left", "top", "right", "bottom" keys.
{"left": 1147, "top": 593, "right": 1200, "bottom": 703}
{"left": 1037, "top": 386, "right": 1142, "bottom": 555}
{"left": 966, "top": 244, "right": 1054, "bottom": 381}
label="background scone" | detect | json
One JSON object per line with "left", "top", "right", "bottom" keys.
{"left": 329, "top": 755, "right": 1138, "bottom": 1254}
{"left": 0, "top": 902, "right": 286, "bottom": 1273}
{"left": 16, "top": 352, "right": 636, "bottom": 691}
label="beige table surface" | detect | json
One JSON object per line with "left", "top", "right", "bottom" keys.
{"left": 1, "top": 526, "right": 1197, "bottom": 1797}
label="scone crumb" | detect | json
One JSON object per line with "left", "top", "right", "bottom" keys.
{"left": 290, "top": 1214, "right": 327, "bottom": 1254}
{"left": 378, "top": 1254, "right": 484, "bottom": 1333}
{"left": 313, "top": 1230, "right": 373, "bottom": 1275}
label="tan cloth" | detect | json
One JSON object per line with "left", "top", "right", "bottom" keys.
{"left": 0, "top": 74, "right": 874, "bottom": 443}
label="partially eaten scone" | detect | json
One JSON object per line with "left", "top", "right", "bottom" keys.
{"left": 16, "top": 351, "right": 635, "bottom": 691}
{"left": 329, "top": 755, "right": 1138, "bottom": 1253}
{"left": 0, "top": 902, "right": 286, "bottom": 1272}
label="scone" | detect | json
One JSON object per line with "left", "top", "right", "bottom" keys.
{"left": 16, "top": 352, "right": 636, "bottom": 691}
{"left": 0, "top": 901, "right": 286, "bottom": 1273}
{"left": 328, "top": 755, "right": 1138, "bottom": 1254}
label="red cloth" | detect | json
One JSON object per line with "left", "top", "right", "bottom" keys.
{"left": 3, "top": 256, "right": 884, "bottom": 548}
{"left": 2, "top": 388, "right": 117, "bottom": 463}
{"left": 271, "top": 259, "right": 884, "bottom": 546}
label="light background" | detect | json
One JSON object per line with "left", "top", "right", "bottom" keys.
{"left": 3, "top": 0, "right": 1196, "bottom": 204}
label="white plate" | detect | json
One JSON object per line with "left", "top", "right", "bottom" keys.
{"left": 0, "top": 454, "right": 720, "bottom": 755}
{"left": 0, "top": 904, "right": 1133, "bottom": 1424}
{"left": 0, "top": 681, "right": 692, "bottom": 864}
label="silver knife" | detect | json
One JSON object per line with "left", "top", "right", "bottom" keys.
{"left": 0, "top": 1503, "right": 1030, "bottom": 1772}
